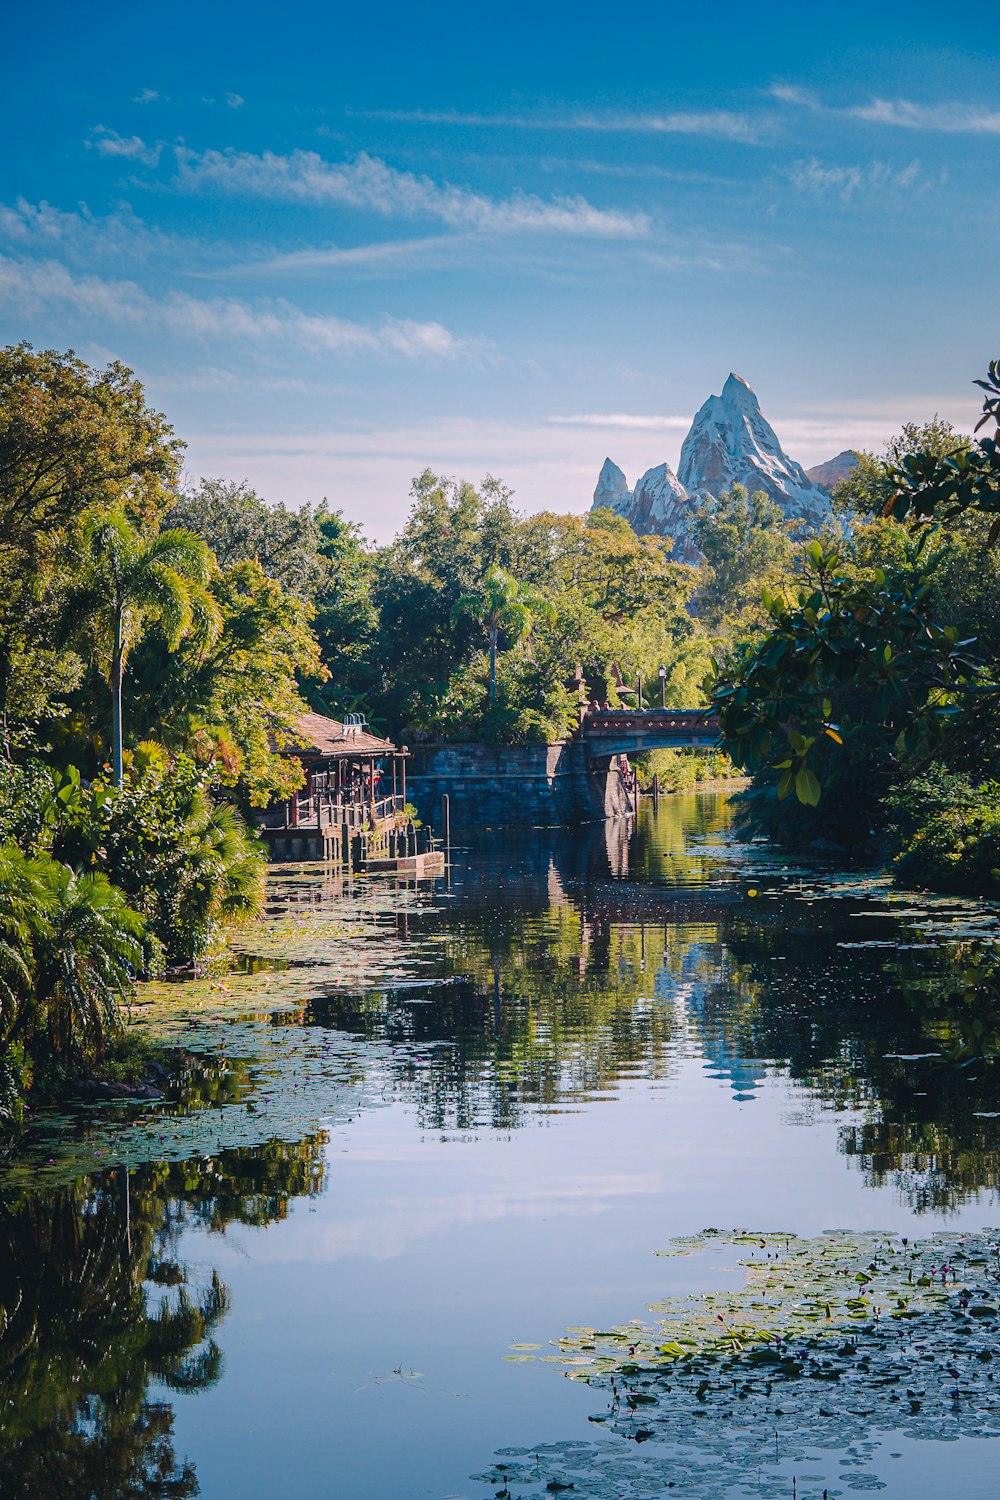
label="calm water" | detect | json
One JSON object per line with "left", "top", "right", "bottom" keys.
{"left": 4, "top": 792, "right": 1000, "bottom": 1498}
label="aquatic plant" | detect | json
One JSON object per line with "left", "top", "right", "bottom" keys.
{"left": 482, "top": 1227, "right": 1000, "bottom": 1499}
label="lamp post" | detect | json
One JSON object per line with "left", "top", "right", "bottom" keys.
{"left": 658, "top": 664, "right": 667, "bottom": 709}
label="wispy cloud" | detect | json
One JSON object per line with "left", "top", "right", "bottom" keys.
{"left": 0, "top": 196, "right": 180, "bottom": 262}
{"left": 788, "top": 157, "right": 927, "bottom": 202}
{"left": 0, "top": 254, "right": 484, "bottom": 360}
{"left": 132, "top": 88, "right": 160, "bottom": 104}
{"left": 768, "top": 82, "right": 820, "bottom": 110}
{"left": 547, "top": 412, "right": 692, "bottom": 431}
{"left": 231, "top": 234, "right": 462, "bottom": 276}
{"left": 849, "top": 97, "right": 1000, "bottom": 134}
{"left": 88, "top": 126, "right": 162, "bottom": 167}
{"left": 225, "top": 92, "right": 245, "bottom": 109}
{"left": 353, "top": 106, "right": 763, "bottom": 143}
{"left": 174, "top": 146, "right": 650, "bottom": 237}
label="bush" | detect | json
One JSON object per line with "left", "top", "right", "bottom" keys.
{"left": 888, "top": 774, "right": 1000, "bottom": 894}
{"left": 732, "top": 723, "right": 892, "bottom": 855}
{"left": 49, "top": 748, "right": 266, "bottom": 967}
{"left": 0, "top": 843, "right": 145, "bottom": 1119}
{"left": 633, "top": 747, "right": 737, "bottom": 792}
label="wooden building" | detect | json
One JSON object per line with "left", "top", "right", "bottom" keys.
{"left": 257, "top": 711, "right": 410, "bottom": 861}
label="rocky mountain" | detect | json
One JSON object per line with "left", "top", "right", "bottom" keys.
{"left": 629, "top": 462, "right": 701, "bottom": 563}
{"left": 805, "top": 450, "right": 858, "bottom": 495}
{"left": 591, "top": 373, "right": 843, "bottom": 560}
{"left": 593, "top": 457, "right": 632, "bottom": 517}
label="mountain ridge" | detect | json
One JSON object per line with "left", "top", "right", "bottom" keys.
{"left": 592, "top": 375, "right": 847, "bottom": 559}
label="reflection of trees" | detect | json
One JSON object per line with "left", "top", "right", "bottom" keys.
{"left": 310, "top": 903, "right": 719, "bottom": 1132}
{"left": 712, "top": 906, "right": 1000, "bottom": 1211}
{"left": 302, "top": 796, "right": 741, "bottom": 1134}
{"left": 0, "top": 1135, "right": 326, "bottom": 1498}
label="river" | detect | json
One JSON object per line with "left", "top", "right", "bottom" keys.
{"left": 3, "top": 791, "right": 1000, "bottom": 1498}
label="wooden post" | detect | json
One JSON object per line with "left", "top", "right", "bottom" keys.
{"left": 441, "top": 793, "right": 450, "bottom": 856}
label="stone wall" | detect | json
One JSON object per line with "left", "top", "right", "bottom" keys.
{"left": 405, "top": 740, "right": 636, "bottom": 830}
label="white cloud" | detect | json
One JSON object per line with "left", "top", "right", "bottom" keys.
{"left": 132, "top": 88, "right": 160, "bottom": 104}
{"left": 850, "top": 97, "right": 1000, "bottom": 134}
{"left": 768, "top": 82, "right": 821, "bottom": 110}
{"left": 88, "top": 126, "right": 162, "bottom": 167}
{"left": 174, "top": 146, "right": 651, "bottom": 237}
{"left": 0, "top": 196, "right": 179, "bottom": 261}
{"left": 572, "top": 110, "right": 763, "bottom": 142}
{"left": 353, "top": 106, "right": 763, "bottom": 143}
{"left": 225, "top": 92, "right": 245, "bottom": 109}
{"left": 0, "top": 253, "right": 484, "bottom": 361}
{"left": 548, "top": 412, "right": 692, "bottom": 431}
{"left": 232, "top": 234, "right": 462, "bottom": 276}
{"left": 769, "top": 85, "right": 1000, "bottom": 137}
{"left": 788, "top": 157, "right": 925, "bottom": 202}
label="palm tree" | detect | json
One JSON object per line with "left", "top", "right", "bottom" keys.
{"left": 0, "top": 843, "right": 145, "bottom": 1099}
{"left": 454, "top": 566, "right": 541, "bottom": 705}
{"left": 80, "top": 512, "right": 220, "bottom": 786}
{"left": 31, "top": 859, "right": 145, "bottom": 1069}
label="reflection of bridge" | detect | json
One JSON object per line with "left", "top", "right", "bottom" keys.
{"left": 581, "top": 708, "right": 720, "bottom": 758}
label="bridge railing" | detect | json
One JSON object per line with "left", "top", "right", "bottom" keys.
{"left": 581, "top": 708, "right": 720, "bottom": 738}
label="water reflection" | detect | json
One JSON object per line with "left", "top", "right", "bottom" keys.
{"left": 0, "top": 1137, "right": 326, "bottom": 1497}
{"left": 296, "top": 796, "right": 1000, "bottom": 1209}
{"left": 5, "top": 793, "right": 1000, "bottom": 1500}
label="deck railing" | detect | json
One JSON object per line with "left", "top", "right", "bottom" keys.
{"left": 291, "top": 792, "right": 406, "bottom": 831}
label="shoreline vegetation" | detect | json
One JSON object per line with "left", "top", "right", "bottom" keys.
{"left": 1, "top": 343, "right": 999, "bottom": 1127}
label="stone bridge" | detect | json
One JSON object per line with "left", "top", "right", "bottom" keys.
{"left": 405, "top": 710, "right": 721, "bottom": 832}
{"left": 581, "top": 707, "right": 720, "bottom": 759}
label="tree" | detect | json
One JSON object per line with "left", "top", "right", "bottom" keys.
{"left": 76, "top": 513, "right": 218, "bottom": 786}
{"left": 164, "top": 478, "right": 330, "bottom": 598}
{"left": 884, "top": 361, "right": 1000, "bottom": 537}
{"left": 127, "top": 560, "right": 326, "bottom": 805}
{"left": 309, "top": 510, "right": 379, "bottom": 720}
{"left": 690, "top": 484, "right": 796, "bottom": 630}
{"left": 710, "top": 539, "right": 986, "bottom": 817}
{"left": 0, "top": 345, "right": 182, "bottom": 754}
{"left": 832, "top": 418, "right": 969, "bottom": 523}
{"left": 0, "top": 843, "right": 144, "bottom": 1103}
{"left": 453, "top": 565, "right": 540, "bottom": 704}
{"left": 49, "top": 750, "right": 267, "bottom": 967}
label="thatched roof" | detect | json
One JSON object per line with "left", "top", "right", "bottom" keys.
{"left": 285, "top": 712, "right": 399, "bottom": 761}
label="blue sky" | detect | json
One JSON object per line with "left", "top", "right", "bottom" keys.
{"left": 3, "top": 1, "right": 997, "bottom": 536}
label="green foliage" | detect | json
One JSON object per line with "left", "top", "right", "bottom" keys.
{"left": 887, "top": 774, "right": 1000, "bottom": 894}
{"left": 164, "top": 477, "right": 331, "bottom": 598}
{"left": 310, "top": 509, "right": 379, "bottom": 718}
{"left": 711, "top": 540, "right": 985, "bottom": 803}
{"left": 832, "top": 417, "right": 969, "bottom": 521}
{"left": 74, "top": 511, "right": 219, "bottom": 785}
{"left": 707, "top": 363, "right": 1000, "bottom": 864}
{"left": 0, "top": 842, "right": 144, "bottom": 1112}
{"left": 884, "top": 361, "right": 1000, "bottom": 536}
{"left": 453, "top": 563, "right": 548, "bottom": 704}
{"left": 633, "top": 747, "right": 736, "bottom": 792}
{"left": 690, "top": 483, "right": 796, "bottom": 630}
{"left": 127, "top": 559, "right": 324, "bottom": 805}
{"left": 49, "top": 751, "right": 266, "bottom": 967}
{"left": 0, "top": 345, "right": 182, "bottom": 756}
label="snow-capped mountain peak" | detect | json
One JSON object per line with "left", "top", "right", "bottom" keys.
{"left": 590, "top": 374, "right": 836, "bottom": 557}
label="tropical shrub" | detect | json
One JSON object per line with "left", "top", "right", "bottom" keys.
{"left": 0, "top": 843, "right": 145, "bottom": 1118}
{"left": 887, "top": 774, "right": 1000, "bottom": 894}
{"left": 50, "top": 749, "right": 266, "bottom": 967}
